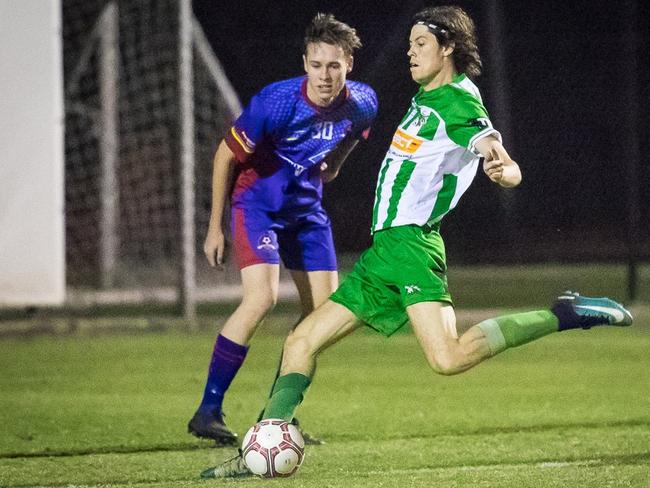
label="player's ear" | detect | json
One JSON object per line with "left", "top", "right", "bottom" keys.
{"left": 442, "top": 42, "right": 455, "bottom": 58}
{"left": 346, "top": 55, "right": 354, "bottom": 73}
{"left": 303, "top": 54, "right": 308, "bottom": 73}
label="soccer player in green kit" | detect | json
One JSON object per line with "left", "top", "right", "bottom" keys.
{"left": 202, "top": 5, "right": 633, "bottom": 478}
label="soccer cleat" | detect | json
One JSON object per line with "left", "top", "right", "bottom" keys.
{"left": 200, "top": 450, "right": 252, "bottom": 479}
{"left": 187, "top": 409, "right": 238, "bottom": 446}
{"left": 291, "top": 418, "right": 324, "bottom": 445}
{"left": 300, "top": 429, "right": 325, "bottom": 445}
{"left": 551, "top": 291, "right": 633, "bottom": 330}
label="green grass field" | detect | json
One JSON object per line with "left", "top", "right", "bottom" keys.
{"left": 1, "top": 302, "right": 649, "bottom": 488}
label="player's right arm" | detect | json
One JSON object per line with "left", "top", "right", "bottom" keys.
{"left": 204, "top": 140, "right": 237, "bottom": 267}
{"left": 205, "top": 89, "right": 271, "bottom": 266}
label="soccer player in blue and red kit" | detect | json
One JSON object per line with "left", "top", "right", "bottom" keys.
{"left": 187, "top": 13, "right": 378, "bottom": 445}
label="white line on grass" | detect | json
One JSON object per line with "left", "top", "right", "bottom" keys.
{"left": 366, "top": 459, "right": 603, "bottom": 476}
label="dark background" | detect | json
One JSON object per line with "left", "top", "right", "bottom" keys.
{"left": 60, "top": 0, "right": 649, "bottom": 290}
{"left": 193, "top": 0, "right": 650, "bottom": 264}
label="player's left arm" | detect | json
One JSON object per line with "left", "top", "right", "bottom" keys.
{"left": 475, "top": 135, "right": 522, "bottom": 188}
{"left": 319, "top": 133, "right": 361, "bottom": 183}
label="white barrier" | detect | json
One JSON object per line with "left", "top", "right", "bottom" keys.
{"left": 0, "top": 0, "right": 65, "bottom": 306}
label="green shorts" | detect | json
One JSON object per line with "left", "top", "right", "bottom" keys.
{"left": 330, "top": 224, "right": 452, "bottom": 336}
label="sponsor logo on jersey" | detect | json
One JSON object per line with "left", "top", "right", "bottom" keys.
{"left": 391, "top": 129, "right": 423, "bottom": 154}
{"left": 412, "top": 112, "right": 430, "bottom": 128}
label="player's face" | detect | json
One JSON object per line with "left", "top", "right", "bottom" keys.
{"left": 303, "top": 42, "right": 352, "bottom": 107}
{"left": 408, "top": 25, "right": 450, "bottom": 89}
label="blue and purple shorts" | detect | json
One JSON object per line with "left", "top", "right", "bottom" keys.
{"left": 231, "top": 206, "right": 337, "bottom": 272}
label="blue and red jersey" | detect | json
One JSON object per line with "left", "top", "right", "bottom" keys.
{"left": 225, "top": 76, "right": 378, "bottom": 217}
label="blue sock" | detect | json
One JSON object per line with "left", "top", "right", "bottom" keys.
{"left": 198, "top": 334, "right": 248, "bottom": 414}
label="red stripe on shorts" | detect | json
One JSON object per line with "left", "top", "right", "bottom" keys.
{"left": 232, "top": 207, "right": 266, "bottom": 269}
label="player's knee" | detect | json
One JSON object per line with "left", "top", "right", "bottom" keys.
{"left": 284, "top": 330, "right": 307, "bottom": 355}
{"left": 425, "top": 351, "right": 463, "bottom": 376}
{"left": 284, "top": 330, "right": 315, "bottom": 362}
{"left": 241, "top": 291, "right": 277, "bottom": 316}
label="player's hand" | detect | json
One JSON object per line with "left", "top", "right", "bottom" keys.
{"left": 204, "top": 226, "right": 226, "bottom": 267}
{"left": 319, "top": 161, "right": 339, "bottom": 183}
{"left": 483, "top": 147, "right": 507, "bottom": 183}
{"left": 483, "top": 158, "right": 505, "bottom": 184}
{"left": 477, "top": 138, "right": 521, "bottom": 188}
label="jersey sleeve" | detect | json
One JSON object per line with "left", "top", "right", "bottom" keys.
{"left": 224, "top": 91, "right": 270, "bottom": 163}
{"left": 443, "top": 94, "right": 501, "bottom": 155}
{"left": 349, "top": 86, "right": 379, "bottom": 141}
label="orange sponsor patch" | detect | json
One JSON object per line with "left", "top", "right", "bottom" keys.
{"left": 391, "top": 129, "right": 422, "bottom": 154}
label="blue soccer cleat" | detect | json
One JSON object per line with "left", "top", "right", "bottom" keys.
{"left": 551, "top": 291, "right": 633, "bottom": 330}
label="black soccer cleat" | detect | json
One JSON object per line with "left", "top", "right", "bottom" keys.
{"left": 187, "top": 409, "right": 238, "bottom": 446}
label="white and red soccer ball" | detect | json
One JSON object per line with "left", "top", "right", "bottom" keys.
{"left": 241, "top": 419, "right": 305, "bottom": 478}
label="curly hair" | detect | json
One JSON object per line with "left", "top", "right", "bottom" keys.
{"left": 413, "top": 6, "right": 482, "bottom": 78}
{"left": 304, "top": 13, "right": 362, "bottom": 57}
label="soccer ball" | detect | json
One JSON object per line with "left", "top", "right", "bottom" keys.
{"left": 241, "top": 419, "right": 305, "bottom": 478}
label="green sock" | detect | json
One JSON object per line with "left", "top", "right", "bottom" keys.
{"left": 262, "top": 373, "right": 311, "bottom": 422}
{"left": 477, "top": 310, "right": 558, "bottom": 356}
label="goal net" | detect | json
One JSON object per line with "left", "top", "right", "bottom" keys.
{"left": 63, "top": 0, "right": 242, "bottom": 316}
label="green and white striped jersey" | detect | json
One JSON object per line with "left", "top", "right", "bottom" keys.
{"left": 371, "top": 73, "right": 500, "bottom": 233}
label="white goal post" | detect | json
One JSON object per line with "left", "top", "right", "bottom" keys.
{"left": 62, "top": 0, "right": 244, "bottom": 321}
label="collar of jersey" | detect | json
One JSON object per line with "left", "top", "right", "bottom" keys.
{"left": 300, "top": 77, "right": 350, "bottom": 112}
{"left": 415, "top": 72, "right": 466, "bottom": 102}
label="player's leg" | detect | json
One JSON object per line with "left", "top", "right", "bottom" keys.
{"left": 220, "top": 263, "right": 280, "bottom": 343}
{"left": 290, "top": 269, "right": 339, "bottom": 318}
{"left": 188, "top": 263, "right": 280, "bottom": 444}
{"left": 407, "top": 300, "right": 504, "bottom": 374}
{"left": 408, "top": 292, "right": 633, "bottom": 376}
{"left": 257, "top": 217, "right": 339, "bottom": 442}
{"left": 273, "top": 270, "right": 338, "bottom": 443}
{"left": 189, "top": 209, "right": 282, "bottom": 444}
{"left": 264, "top": 223, "right": 398, "bottom": 420}
{"left": 253, "top": 270, "right": 337, "bottom": 440}
{"left": 399, "top": 224, "right": 633, "bottom": 375}
{"left": 262, "top": 299, "right": 362, "bottom": 421}
{"left": 261, "top": 225, "right": 409, "bottom": 423}
{"left": 201, "top": 231, "right": 409, "bottom": 478}
{"left": 281, "top": 213, "right": 339, "bottom": 318}
{"left": 201, "top": 300, "right": 361, "bottom": 480}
